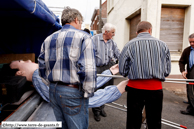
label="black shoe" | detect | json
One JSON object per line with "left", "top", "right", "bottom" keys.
{"left": 100, "top": 109, "right": 107, "bottom": 117}
{"left": 93, "top": 112, "right": 101, "bottom": 122}
{"left": 183, "top": 101, "right": 189, "bottom": 104}
{"left": 180, "top": 110, "right": 194, "bottom": 116}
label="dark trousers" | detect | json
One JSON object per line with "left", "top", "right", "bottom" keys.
{"left": 126, "top": 86, "right": 163, "bottom": 129}
{"left": 186, "top": 84, "right": 194, "bottom": 113}
{"left": 186, "top": 66, "right": 194, "bottom": 113}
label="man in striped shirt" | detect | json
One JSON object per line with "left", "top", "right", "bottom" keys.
{"left": 91, "top": 23, "right": 120, "bottom": 121}
{"left": 119, "top": 21, "right": 171, "bottom": 129}
{"left": 38, "top": 7, "right": 96, "bottom": 129}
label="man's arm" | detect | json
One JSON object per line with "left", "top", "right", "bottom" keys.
{"left": 179, "top": 48, "right": 188, "bottom": 79}
{"left": 38, "top": 42, "right": 47, "bottom": 81}
{"left": 96, "top": 64, "right": 119, "bottom": 89}
{"left": 164, "top": 44, "right": 171, "bottom": 77}
{"left": 32, "top": 69, "right": 49, "bottom": 102}
{"left": 119, "top": 44, "right": 131, "bottom": 77}
{"left": 113, "top": 41, "right": 121, "bottom": 60}
{"left": 89, "top": 79, "right": 128, "bottom": 108}
{"left": 77, "top": 38, "right": 96, "bottom": 98}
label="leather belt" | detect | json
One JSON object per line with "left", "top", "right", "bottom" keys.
{"left": 97, "top": 65, "right": 105, "bottom": 68}
{"left": 57, "top": 82, "right": 79, "bottom": 89}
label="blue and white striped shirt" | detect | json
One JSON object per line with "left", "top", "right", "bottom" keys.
{"left": 32, "top": 69, "right": 121, "bottom": 108}
{"left": 38, "top": 25, "right": 96, "bottom": 98}
{"left": 119, "top": 32, "right": 171, "bottom": 80}
{"left": 189, "top": 46, "right": 194, "bottom": 68}
{"left": 92, "top": 33, "right": 120, "bottom": 66}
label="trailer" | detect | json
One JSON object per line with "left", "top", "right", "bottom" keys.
{"left": 0, "top": 0, "right": 61, "bottom": 127}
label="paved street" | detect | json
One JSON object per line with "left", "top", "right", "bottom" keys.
{"left": 88, "top": 78, "right": 194, "bottom": 129}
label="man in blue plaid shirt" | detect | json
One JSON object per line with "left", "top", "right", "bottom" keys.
{"left": 38, "top": 7, "right": 96, "bottom": 129}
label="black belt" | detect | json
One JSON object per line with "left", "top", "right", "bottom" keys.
{"left": 97, "top": 65, "right": 106, "bottom": 67}
{"left": 57, "top": 82, "right": 79, "bottom": 89}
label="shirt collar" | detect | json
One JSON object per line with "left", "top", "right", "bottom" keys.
{"left": 62, "top": 24, "right": 77, "bottom": 30}
{"left": 137, "top": 32, "right": 152, "bottom": 38}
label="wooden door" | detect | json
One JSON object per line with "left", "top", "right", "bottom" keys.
{"left": 130, "top": 14, "right": 141, "bottom": 40}
{"left": 160, "top": 7, "right": 185, "bottom": 52}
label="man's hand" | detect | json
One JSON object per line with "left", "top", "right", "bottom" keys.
{"left": 110, "top": 64, "right": 119, "bottom": 75}
{"left": 117, "top": 80, "right": 129, "bottom": 94}
{"left": 182, "top": 71, "right": 187, "bottom": 79}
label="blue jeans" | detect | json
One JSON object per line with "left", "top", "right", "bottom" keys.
{"left": 49, "top": 83, "right": 89, "bottom": 129}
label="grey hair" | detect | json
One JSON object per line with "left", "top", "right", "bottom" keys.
{"left": 101, "top": 23, "right": 116, "bottom": 33}
{"left": 189, "top": 33, "right": 194, "bottom": 39}
{"left": 61, "top": 7, "right": 83, "bottom": 26}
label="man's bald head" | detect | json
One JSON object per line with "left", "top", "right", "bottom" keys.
{"left": 136, "top": 21, "right": 152, "bottom": 34}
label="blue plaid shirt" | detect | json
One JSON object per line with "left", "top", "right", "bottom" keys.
{"left": 38, "top": 25, "right": 96, "bottom": 98}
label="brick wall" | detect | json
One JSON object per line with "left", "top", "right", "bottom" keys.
{"left": 91, "top": 0, "right": 107, "bottom": 33}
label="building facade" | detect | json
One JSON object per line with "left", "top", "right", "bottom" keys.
{"left": 91, "top": 0, "right": 107, "bottom": 34}
{"left": 107, "top": 0, "right": 194, "bottom": 74}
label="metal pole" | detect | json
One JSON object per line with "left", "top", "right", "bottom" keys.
{"left": 105, "top": 103, "right": 127, "bottom": 112}
{"left": 161, "top": 121, "right": 186, "bottom": 129}
{"left": 97, "top": 74, "right": 126, "bottom": 79}
{"left": 97, "top": 74, "right": 194, "bottom": 82}
{"left": 164, "top": 81, "right": 194, "bottom": 85}
{"left": 162, "top": 119, "right": 187, "bottom": 129}
{"left": 98, "top": 0, "right": 102, "bottom": 33}
{"left": 111, "top": 102, "right": 127, "bottom": 108}
{"left": 165, "top": 78, "right": 194, "bottom": 82}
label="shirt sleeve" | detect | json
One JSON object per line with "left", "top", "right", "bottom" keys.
{"left": 88, "top": 86, "right": 121, "bottom": 108}
{"left": 38, "top": 42, "right": 47, "bottom": 80}
{"left": 113, "top": 41, "right": 121, "bottom": 60}
{"left": 164, "top": 44, "right": 171, "bottom": 77}
{"left": 77, "top": 37, "right": 97, "bottom": 98}
{"left": 96, "top": 70, "right": 112, "bottom": 89}
{"left": 179, "top": 48, "right": 187, "bottom": 73}
{"left": 32, "top": 69, "right": 50, "bottom": 102}
{"left": 119, "top": 44, "right": 132, "bottom": 77}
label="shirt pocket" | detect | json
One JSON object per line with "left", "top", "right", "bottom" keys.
{"left": 108, "top": 49, "right": 114, "bottom": 58}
